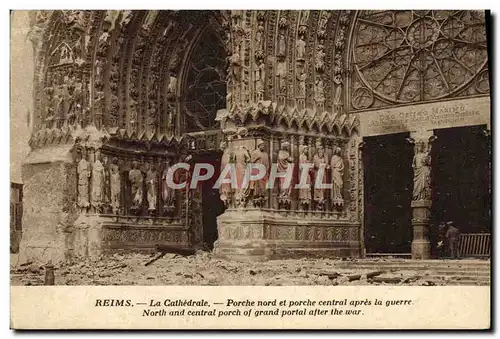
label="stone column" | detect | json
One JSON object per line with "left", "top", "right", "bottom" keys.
{"left": 408, "top": 130, "right": 435, "bottom": 260}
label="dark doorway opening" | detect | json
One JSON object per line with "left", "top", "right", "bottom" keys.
{"left": 363, "top": 132, "right": 414, "bottom": 254}
{"left": 198, "top": 152, "right": 225, "bottom": 250}
{"left": 431, "top": 125, "right": 491, "bottom": 251}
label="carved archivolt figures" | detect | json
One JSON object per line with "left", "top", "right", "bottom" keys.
{"left": 412, "top": 141, "right": 432, "bottom": 201}
{"left": 250, "top": 139, "right": 270, "bottom": 207}
{"left": 298, "top": 145, "right": 312, "bottom": 208}
{"left": 330, "top": 146, "right": 345, "bottom": 207}
{"left": 77, "top": 150, "right": 91, "bottom": 211}
{"left": 313, "top": 143, "right": 328, "bottom": 210}
{"left": 129, "top": 161, "right": 144, "bottom": 214}
{"left": 277, "top": 141, "right": 293, "bottom": 208}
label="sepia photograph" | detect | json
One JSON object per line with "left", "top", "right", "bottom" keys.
{"left": 9, "top": 8, "right": 492, "bottom": 330}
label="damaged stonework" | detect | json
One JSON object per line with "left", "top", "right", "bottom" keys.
{"left": 19, "top": 144, "right": 78, "bottom": 265}
{"left": 19, "top": 125, "right": 111, "bottom": 265}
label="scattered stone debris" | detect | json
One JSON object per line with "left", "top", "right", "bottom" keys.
{"left": 9, "top": 254, "right": 490, "bottom": 286}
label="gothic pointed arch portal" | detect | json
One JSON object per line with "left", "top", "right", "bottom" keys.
{"left": 20, "top": 10, "right": 490, "bottom": 263}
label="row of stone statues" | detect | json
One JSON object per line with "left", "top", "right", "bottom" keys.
{"left": 76, "top": 150, "right": 179, "bottom": 216}
{"left": 219, "top": 139, "right": 345, "bottom": 211}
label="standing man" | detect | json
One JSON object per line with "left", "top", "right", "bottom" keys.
{"left": 446, "top": 221, "right": 461, "bottom": 259}
{"left": 437, "top": 221, "right": 461, "bottom": 259}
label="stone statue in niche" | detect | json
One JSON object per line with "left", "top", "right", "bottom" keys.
{"left": 256, "top": 22, "right": 265, "bottom": 52}
{"left": 412, "top": 140, "right": 432, "bottom": 201}
{"left": 77, "top": 149, "right": 91, "bottom": 211}
{"left": 95, "top": 58, "right": 105, "bottom": 78}
{"left": 146, "top": 163, "right": 159, "bottom": 215}
{"left": 166, "top": 74, "right": 177, "bottom": 100}
{"left": 276, "top": 61, "right": 287, "bottom": 93}
{"left": 315, "top": 41, "right": 325, "bottom": 72}
{"left": 91, "top": 150, "right": 105, "bottom": 212}
{"left": 128, "top": 99, "right": 138, "bottom": 131}
{"left": 277, "top": 33, "right": 286, "bottom": 58}
{"left": 110, "top": 157, "right": 121, "bottom": 215}
{"left": 333, "top": 85, "right": 343, "bottom": 114}
{"left": 102, "top": 155, "right": 111, "bottom": 208}
{"left": 59, "top": 44, "right": 73, "bottom": 64}
{"left": 250, "top": 139, "right": 270, "bottom": 207}
{"left": 68, "top": 76, "right": 83, "bottom": 124}
{"left": 234, "top": 144, "right": 251, "bottom": 208}
{"left": 229, "top": 51, "right": 241, "bottom": 82}
{"left": 277, "top": 141, "right": 293, "bottom": 209}
{"left": 330, "top": 146, "right": 345, "bottom": 207}
{"left": 129, "top": 161, "right": 144, "bottom": 214}
{"left": 296, "top": 35, "right": 306, "bottom": 61}
{"left": 219, "top": 141, "right": 234, "bottom": 207}
{"left": 254, "top": 60, "right": 266, "bottom": 101}
{"left": 162, "top": 157, "right": 176, "bottom": 215}
{"left": 297, "top": 71, "right": 306, "bottom": 97}
{"left": 63, "top": 10, "right": 85, "bottom": 30}
{"left": 298, "top": 145, "right": 312, "bottom": 208}
{"left": 300, "top": 10, "right": 310, "bottom": 26}
{"left": 315, "top": 77, "right": 325, "bottom": 101}
{"left": 313, "top": 143, "right": 328, "bottom": 210}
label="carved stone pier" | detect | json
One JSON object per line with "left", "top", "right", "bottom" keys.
{"left": 409, "top": 131, "right": 435, "bottom": 260}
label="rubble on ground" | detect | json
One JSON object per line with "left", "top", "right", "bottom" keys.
{"left": 10, "top": 252, "right": 489, "bottom": 286}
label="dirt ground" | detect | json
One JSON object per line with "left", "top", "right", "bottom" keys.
{"left": 11, "top": 251, "right": 484, "bottom": 286}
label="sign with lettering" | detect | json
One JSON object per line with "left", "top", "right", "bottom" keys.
{"left": 358, "top": 96, "right": 491, "bottom": 137}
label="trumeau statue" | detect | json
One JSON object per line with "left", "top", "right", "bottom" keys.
{"left": 250, "top": 139, "right": 270, "bottom": 207}
{"left": 277, "top": 141, "right": 293, "bottom": 208}
{"left": 412, "top": 141, "right": 432, "bottom": 201}
{"left": 313, "top": 143, "right": 328, "bottom": 210}
{"left": 146, "top": 163, "right": 158, "bottom": 215}
{"left": 298, "top": 145, "right": 312, "bottom": 208}
{"left": 129, "top": 161, "right": 143, "bottom": 213}
{"left": 330, "top": 146, "right": 345, "bottom": 207}
{"left": 109, "top": 157, "right": 121, "bottom": 215}
{"left": 77, "top": 149, "right": 91, "bottom": 211}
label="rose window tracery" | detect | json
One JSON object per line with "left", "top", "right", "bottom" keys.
{"left": 352, "top": 10, "right": 488, "bottom": 107}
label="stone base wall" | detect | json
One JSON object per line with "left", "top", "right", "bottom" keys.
{"left": 19, "top": 159, "right": 77, "bottom": 265}
{"left": 214, "top": 209, "right": 361, "bottom": 261}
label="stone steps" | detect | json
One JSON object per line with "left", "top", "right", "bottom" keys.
{"left": 315, "top": 259, "right": 490, "bottom": 285}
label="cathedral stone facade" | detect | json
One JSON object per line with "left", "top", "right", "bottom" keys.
{"left": 17, "top": 10, "right": 491, "bottom": 263}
